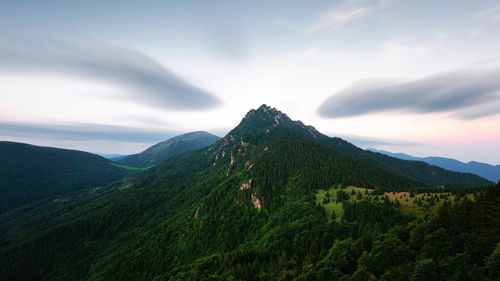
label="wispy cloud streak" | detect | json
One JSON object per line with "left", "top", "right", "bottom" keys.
{"left": 474, "top": 4, "right": 500, "bottom": 21}
{"left": 0, "top": 121, "right": 179, "bottom": 143}
{"left": 0, "top": 38, "right": 221, "bottom": 110}
{"left": 318, "top": 68, "right": 500, "bottom": 119}
{"left": 334, "top": 133, "right": 421, "bottom": 147}
{"left": 308, "top": 0, "right": 388, "bottom": 32}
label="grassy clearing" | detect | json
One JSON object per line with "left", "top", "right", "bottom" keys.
{"left": 316, "top": 186, "right": 372, "bottom": 221}
{"left": 384, "top": 191, "right": 475, "bottom": 215}
{"left": 316, "top": 186, "right": 475, "bottom": 220}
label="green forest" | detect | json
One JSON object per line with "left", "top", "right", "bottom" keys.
{"left": 0, "top": 106, "right": 498, "bottom": 281}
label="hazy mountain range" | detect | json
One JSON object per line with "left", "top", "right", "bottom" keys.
{"left": 369, "top": 149, "right": 500, "bottom": 182}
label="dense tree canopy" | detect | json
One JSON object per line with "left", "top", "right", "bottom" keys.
{"left": 0, "top": 106, "right": 496, "bottom": 281}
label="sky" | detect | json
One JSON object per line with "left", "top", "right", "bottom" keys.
{"left": 1, "top": 0, "right": 500, "bottom": 164}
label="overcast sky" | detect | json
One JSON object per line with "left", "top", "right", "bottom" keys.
{"left": 1, "top": 0, "right": 500, "bottom": 163}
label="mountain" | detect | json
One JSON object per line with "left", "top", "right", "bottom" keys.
{"left": 370, "top": 149, "right": 500, "bottom": 182}
{"left": 117, "top": 131, "right": 220, "bottom": 167}
{"left": 98, "top": 153, "right": 126, "bottom": 159}
{"left": 366, "top": 149, "right": 420, "bottom": 161}
{"left": 0, "top": 141, "right": 135, "bottom": 212}
{"left": 0, "top": 105, "right": 496, "bottom": 281}
{"left": 227, "top": 105, "right": 490, "bottom": 190}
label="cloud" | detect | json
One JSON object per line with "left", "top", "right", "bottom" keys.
{"left": 334, "top": 133, "right": 421, "bottom": 147}
{"left": 0, "top": 37, "right": 221, "bottom": 110}
{"left": 0, "top": 121, "right": 179, "bottom": 143}
{"left": 318, "top": 68, "right": 500, "bottom": 119}
{"left": 192, "top": 3, "right": 248, "bottom": 62}
{"left": 377, "top": 41, "right": 432, "bottom": 63}
{"left": 474, "top": 4, "right": 500, "bottom": 21}
{"left": 308, "top": 0, "right": 388, "bottom": 32}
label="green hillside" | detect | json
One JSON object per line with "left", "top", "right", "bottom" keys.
{"left": 117, "top": 131, "right": 220, "bottom": 168}
{"left": 0, "top": 105, "right": 497, "bottom": 281}
{"left": 0, "top": 141, "right": 135, "bottom": 212}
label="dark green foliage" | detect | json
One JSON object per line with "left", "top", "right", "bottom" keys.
{"left": 342, "top": 200, "right": 410, "bottom": 232}
{"left": 331, "top": 210, "right": 337, "bottom": 221}
{"left": 337, "top": 190, "right": 350, "bottom": 202}
{"left": 0, "top": 105, "right": 497, "bottom": 281}
{"left": 0, "top": 141, "right": 134, "bottom": 212}
{"left": 356, "top": 192, "right": 363, "bottom": 200}
{"left": 411, "top": 258, "right": 438, "bottom": 281}
{"left": 327, "top": 238, "right": 364, "bottom": 275}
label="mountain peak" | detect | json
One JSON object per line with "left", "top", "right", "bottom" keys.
{"left": 244, "top": 104, "right": 291, "bottom": 125}
{"left": 243, "top": 104, "right": 289, "bottom": 122}
{"left": 257, "top": 103, "right": 272, "bottom": 111}
{"left": 231, "top": 104, "right": 324, "bottom": 140}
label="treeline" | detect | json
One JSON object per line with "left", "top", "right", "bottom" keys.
{"left": 342, "top": 199, "right": 411, "bottom": 232}
{"left": 248, "top": 129, "right": 422, "bottom": 199}
{"left": 165, "top": 184, "right": 500, "bottom": 281}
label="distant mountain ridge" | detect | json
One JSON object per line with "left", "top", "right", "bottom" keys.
{"left": 117, "top": 131, "right": 220, "bottom": 167}
{"left": 369, "top": 148, "right": 500, "bottom": 182}
{"left": 0, "top": 141, "right": 134, "bottom": 212}
{"left": 99, "top": 153, "right": 126, "bottom": 159}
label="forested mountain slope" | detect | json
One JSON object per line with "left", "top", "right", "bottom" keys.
{"left": 230, "top": 105, "right": 490, "bottom": 189}
{"left": 0, "top": 141, "right": 133, "bottom": 212}
{"left": 0, "top": 105, "right": 496, "bottom": 281}
{"left": 117, "top": 131, "right": 220, "bottom": 168}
